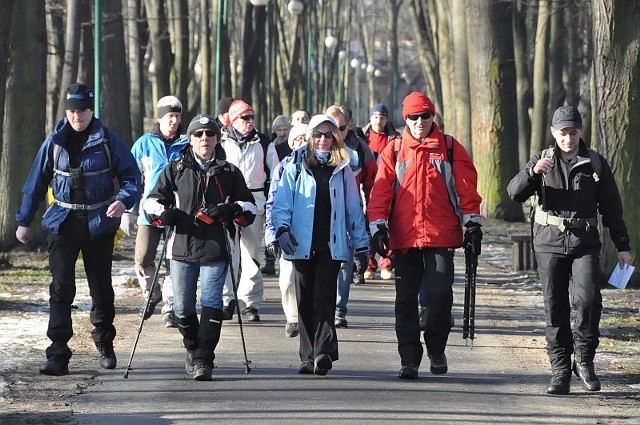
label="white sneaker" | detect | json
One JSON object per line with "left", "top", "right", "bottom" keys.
{"left": 380, "top": 270, "right": 395, "bottom": 280}
{"left": 363, "top": 270, "right": 375, "bottom": 280}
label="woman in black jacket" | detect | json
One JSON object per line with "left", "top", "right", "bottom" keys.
{"left": 144, "top": 114, "right": 256, "bottom": 381}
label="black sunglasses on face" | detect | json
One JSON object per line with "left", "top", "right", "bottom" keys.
{"left": 193, "top": 129, "right": 215, "bottom": 137}
{"left": 338, "top": 124, "right": 348, "bottom": 131}
{"left": 407, "top": 112, "right": 433, "bottom": 121}
{"left": 313, "top": 131, "right": 334, "bottom": 139}
{"left": 239, "top": 115, "right": 255, "bottom": 121}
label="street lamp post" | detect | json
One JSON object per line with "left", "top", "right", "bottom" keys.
{"left": 323, "top": 34, "right": 337, "bottom": 109}
{"left": 350, "top": 57, "right": 361, "bottom": 126}
{"left": 337, "top": 50, "right": 347, "bottom": 105}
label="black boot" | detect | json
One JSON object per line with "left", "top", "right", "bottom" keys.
{"left": 39, "top": 357, "right": 69, "bottom": 376}
{"left": 573, "top": 361, "right": 601, "bottom": 391}
{"left": 177, "top": 313, "right": 199, "bottom": 374}
{"left": 192, "top": 308, "right": 223, "bottom": 381}
{"left": 92, "top": 324, "right": 117, "bottom": 370}
{"left": 547, "top": 369, "right": 571, "bottom": 395}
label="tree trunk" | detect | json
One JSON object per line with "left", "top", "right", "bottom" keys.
{"left": 529, "top": 0, "right": 550, "bottom": 156}
{"left": 546, "top": 0, "right": 566, "bottom": 124}
{"left": 434, "top": 0, "right": 453, "bottom": 130}
{"left": 0, "top": 1, "right": 47, "bottom": 249}
{"left": 124, "top": 0, "right": 144, "bottom": 139}
{"left": 449, "top": 0, "right": 471, "bottom": 153}
{"left": 199, "top": 0, "right": 211, "bottom": 113}
{"left": 169, "top": 0, "right": 189, "bottom": 106}
{"left": 512, "top": 0, "right": 532, "bottom": 167}
{"left": 57, "top": 0, "right": 81, "bottom": 119}
{"left": 466, "top": 0, "right": 523, "bottom": 221}
{"left": 387, "top": 0, "right": 402, "bottom": 124}
{"left": 45, "top": 0, "right": 64, "bottom": 132}
{"left": 100, "top": 0, "right": 132, "bottom": 144}
{"left": 592, "top": 0, "right": 640, "bottom": 274}
{"left": 143, "top": 0, "right": 172, "bottom": 111}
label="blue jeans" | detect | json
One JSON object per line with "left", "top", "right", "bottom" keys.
{"left": 336, "top": 245, "right": 355, "bottom": 316}
{"left": 170, "top": 259, "right": 227, "bottom": 319}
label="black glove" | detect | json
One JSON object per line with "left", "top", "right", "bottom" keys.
{"left": 372, "top": 226, "right": 390, "bottom": 258}
{"left": 463, "top": 221, "right": 483, "bottom": 256}
{"left": 208, "top": 203, "right": 242, "bottom": 221}
{"left": 159, "top": 208, "right": 191, "bottom": 226}
{"left": 354, "top": 250, "right": 369, "bottom": 275}
{"left": 267, "top": 242, "right": 280, "bottom": 257}
{"left": 276, "top": 227, "right": 298, "bottom": 255}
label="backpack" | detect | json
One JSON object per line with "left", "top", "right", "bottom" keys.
{"left": 52, "top": 126, "right": 114, "bottom": 178}
{"left": 393, "top": 133, "right": 454, "bottom": 165}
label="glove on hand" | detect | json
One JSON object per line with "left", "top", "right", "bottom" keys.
{"left": 354, "top": 251, "right": 369, "bottom": 275}
{"left": 463, "top": 221, "right": 483, "bottom": 256}
{"left": 159, "top": 208, "right": 191, "bottom": 226}
{"left": 372, "top": 226, "right": 390, "bottom": 258}
{"left": 119, "top": 212, "right": 136, "bottom": 236}
{"left": 267, "top": 242, "right": 281, "bottom": 257}
{"left": 208, "top": 203, "right": 242, "bottom": 221}
{"left": 276, "top": 228, "right": 298, "bottom": 255}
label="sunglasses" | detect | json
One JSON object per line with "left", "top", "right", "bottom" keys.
{"left": 407, "top": 112, "right": 433, "bottom": 121}
{"left": 193, "top": 129, "right": 215, "bottom": 137}
{"left": 313, "top": 131, "right": 334, "bottom": 139}
{"left": 338, "top": 124, "right": 348, "bottom": 131}
{"left": 239, "top": 115, "right": 255, "bottom": 121}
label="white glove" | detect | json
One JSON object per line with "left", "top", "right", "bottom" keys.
{"left": 119, "top": 212, "right": 137, "bottom": 236}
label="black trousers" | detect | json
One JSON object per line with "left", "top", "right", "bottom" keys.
{"left": 46, "top": 215, "right": 116, "bottom": 361}
{"left": 394, "top": 248, "right": 454, "bottom": 367}
{"left": 292, "top": 250, "right": 341, "bottom": 363}
{"left": 535, "top": 249, "right": 602, "bottom": 370}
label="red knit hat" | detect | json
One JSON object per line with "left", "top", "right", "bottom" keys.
{"left": 402, "top": 91, "right": 435, "bottom": 120}
{"left": 228, "top": 100, "right": 254, "bottom": 124}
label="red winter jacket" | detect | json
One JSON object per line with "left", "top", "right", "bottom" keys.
{"left": 367, "top": 124, "right": 482, "bottom": 250}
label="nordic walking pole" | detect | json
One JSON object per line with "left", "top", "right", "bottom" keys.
{"left": 123, "top": 226, "right": 172, "bottom": 378}
{"left": 222, "top": 220, "right": 252, "bottom": 373}
{"left": 462, "top": 243, "right": 478, "bottom": 348}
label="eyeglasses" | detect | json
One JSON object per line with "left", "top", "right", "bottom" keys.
{"left": 313, "top": 131, "right": 334, "bottom": 139}
{"left": 193, "top": 129, "right": 215, "bottom": 137}
{"left": 338, "top": 124, "right": 348, "bottom": 131}
{"left": 407, "top": 112, "right": 433, "bottom": 121}
{"left": 239, "top": 115, "right": 255, "bottom": 121}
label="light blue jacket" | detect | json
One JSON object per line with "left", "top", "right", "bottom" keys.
{"left": 271, "top": 150, "right": 368, "bottom": 261}
{"left": 130, "top": 126, "right": 188, "bottom": 225}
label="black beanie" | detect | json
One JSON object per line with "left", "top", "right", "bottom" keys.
{"left": 217, "top": 96, "right": 234, "bottom": 116}
{"left": 187, "top": 114, "right": 221, "bottom": 139}
{"left": 157, "top": 95, "right": 183, "bottom": 118}
{"left": 64, "top": 83, "right": 94, "bottom": 111}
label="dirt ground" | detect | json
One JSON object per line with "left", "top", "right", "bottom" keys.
{"left": 1, "top": 218, "right": 638, "bottom": 423}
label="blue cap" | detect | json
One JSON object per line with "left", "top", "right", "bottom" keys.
{"left": 369, "top": 103, "right": 388, "bottom": 117}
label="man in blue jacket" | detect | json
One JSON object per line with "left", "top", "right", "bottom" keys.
{"left": 15, "top": 82, "right": 141, "bottom": 376}
{"left": 121, "top": 95, "right": 188, "bottom": 328}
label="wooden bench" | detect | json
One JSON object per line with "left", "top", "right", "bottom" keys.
{"left": 509, "top": 234, "right": 537, "bottom": 271}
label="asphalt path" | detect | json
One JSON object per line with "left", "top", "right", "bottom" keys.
{"left": 68, "top": 250, "right": 636, "bottom": 424}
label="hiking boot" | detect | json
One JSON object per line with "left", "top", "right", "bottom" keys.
{"left": 193, "top": 361, "right": 213, "bottom": 381}
{"left": 99, "top": 353, "right": 117, "bottom": 369}
{"left": 429, "top": 352, "right": 448, "bottom": 374}
{"left": 39, "top": 359, "right": 69, "bottom": 376}
{"left": 185, "top": 351, "right": 195, "bottom": 375}
{"left": 314, "top": 354, "right": 333, "bottom": 376}
{"left": 222, "top": 299, "right": 236, "bottom": 321}
{"left": 298, "top": 360, "right": 314, "bottom": 375}
{"left": 353, "top": 272, "right": 365, "bottom": 285}
{"left": 139, "top": 297, "right": 160, "bottom": 321}
{"left": 399, "top": 365, "right": 419, "bottom": 379}
{"left": 162, "top": 311, "right": 178, "bottom": 328}
{"left": 241, "top": 307, "right": 260, "bottom": 322}
{"left": 419, "top": 307, "right": 429, "bottom": 331}
{"left": 260, "top": 263, "right": 276, "bottom": 275}
{"left": 285, "top": 322, "right": 299, "bottom": 338}
{"left": 547, "top": 369, "right": 571, "bottom": 395}
{"left": 380, "top": 269, "right": 394, "bottom": 280}
{"left": 573, "top": 361, "right": 601, "bottom": 391}
{"left": 363, "top": 270, "right": 375, "bottom": 280}
{"left": 335, "top": 313, "right": 348, "bottom": 329}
